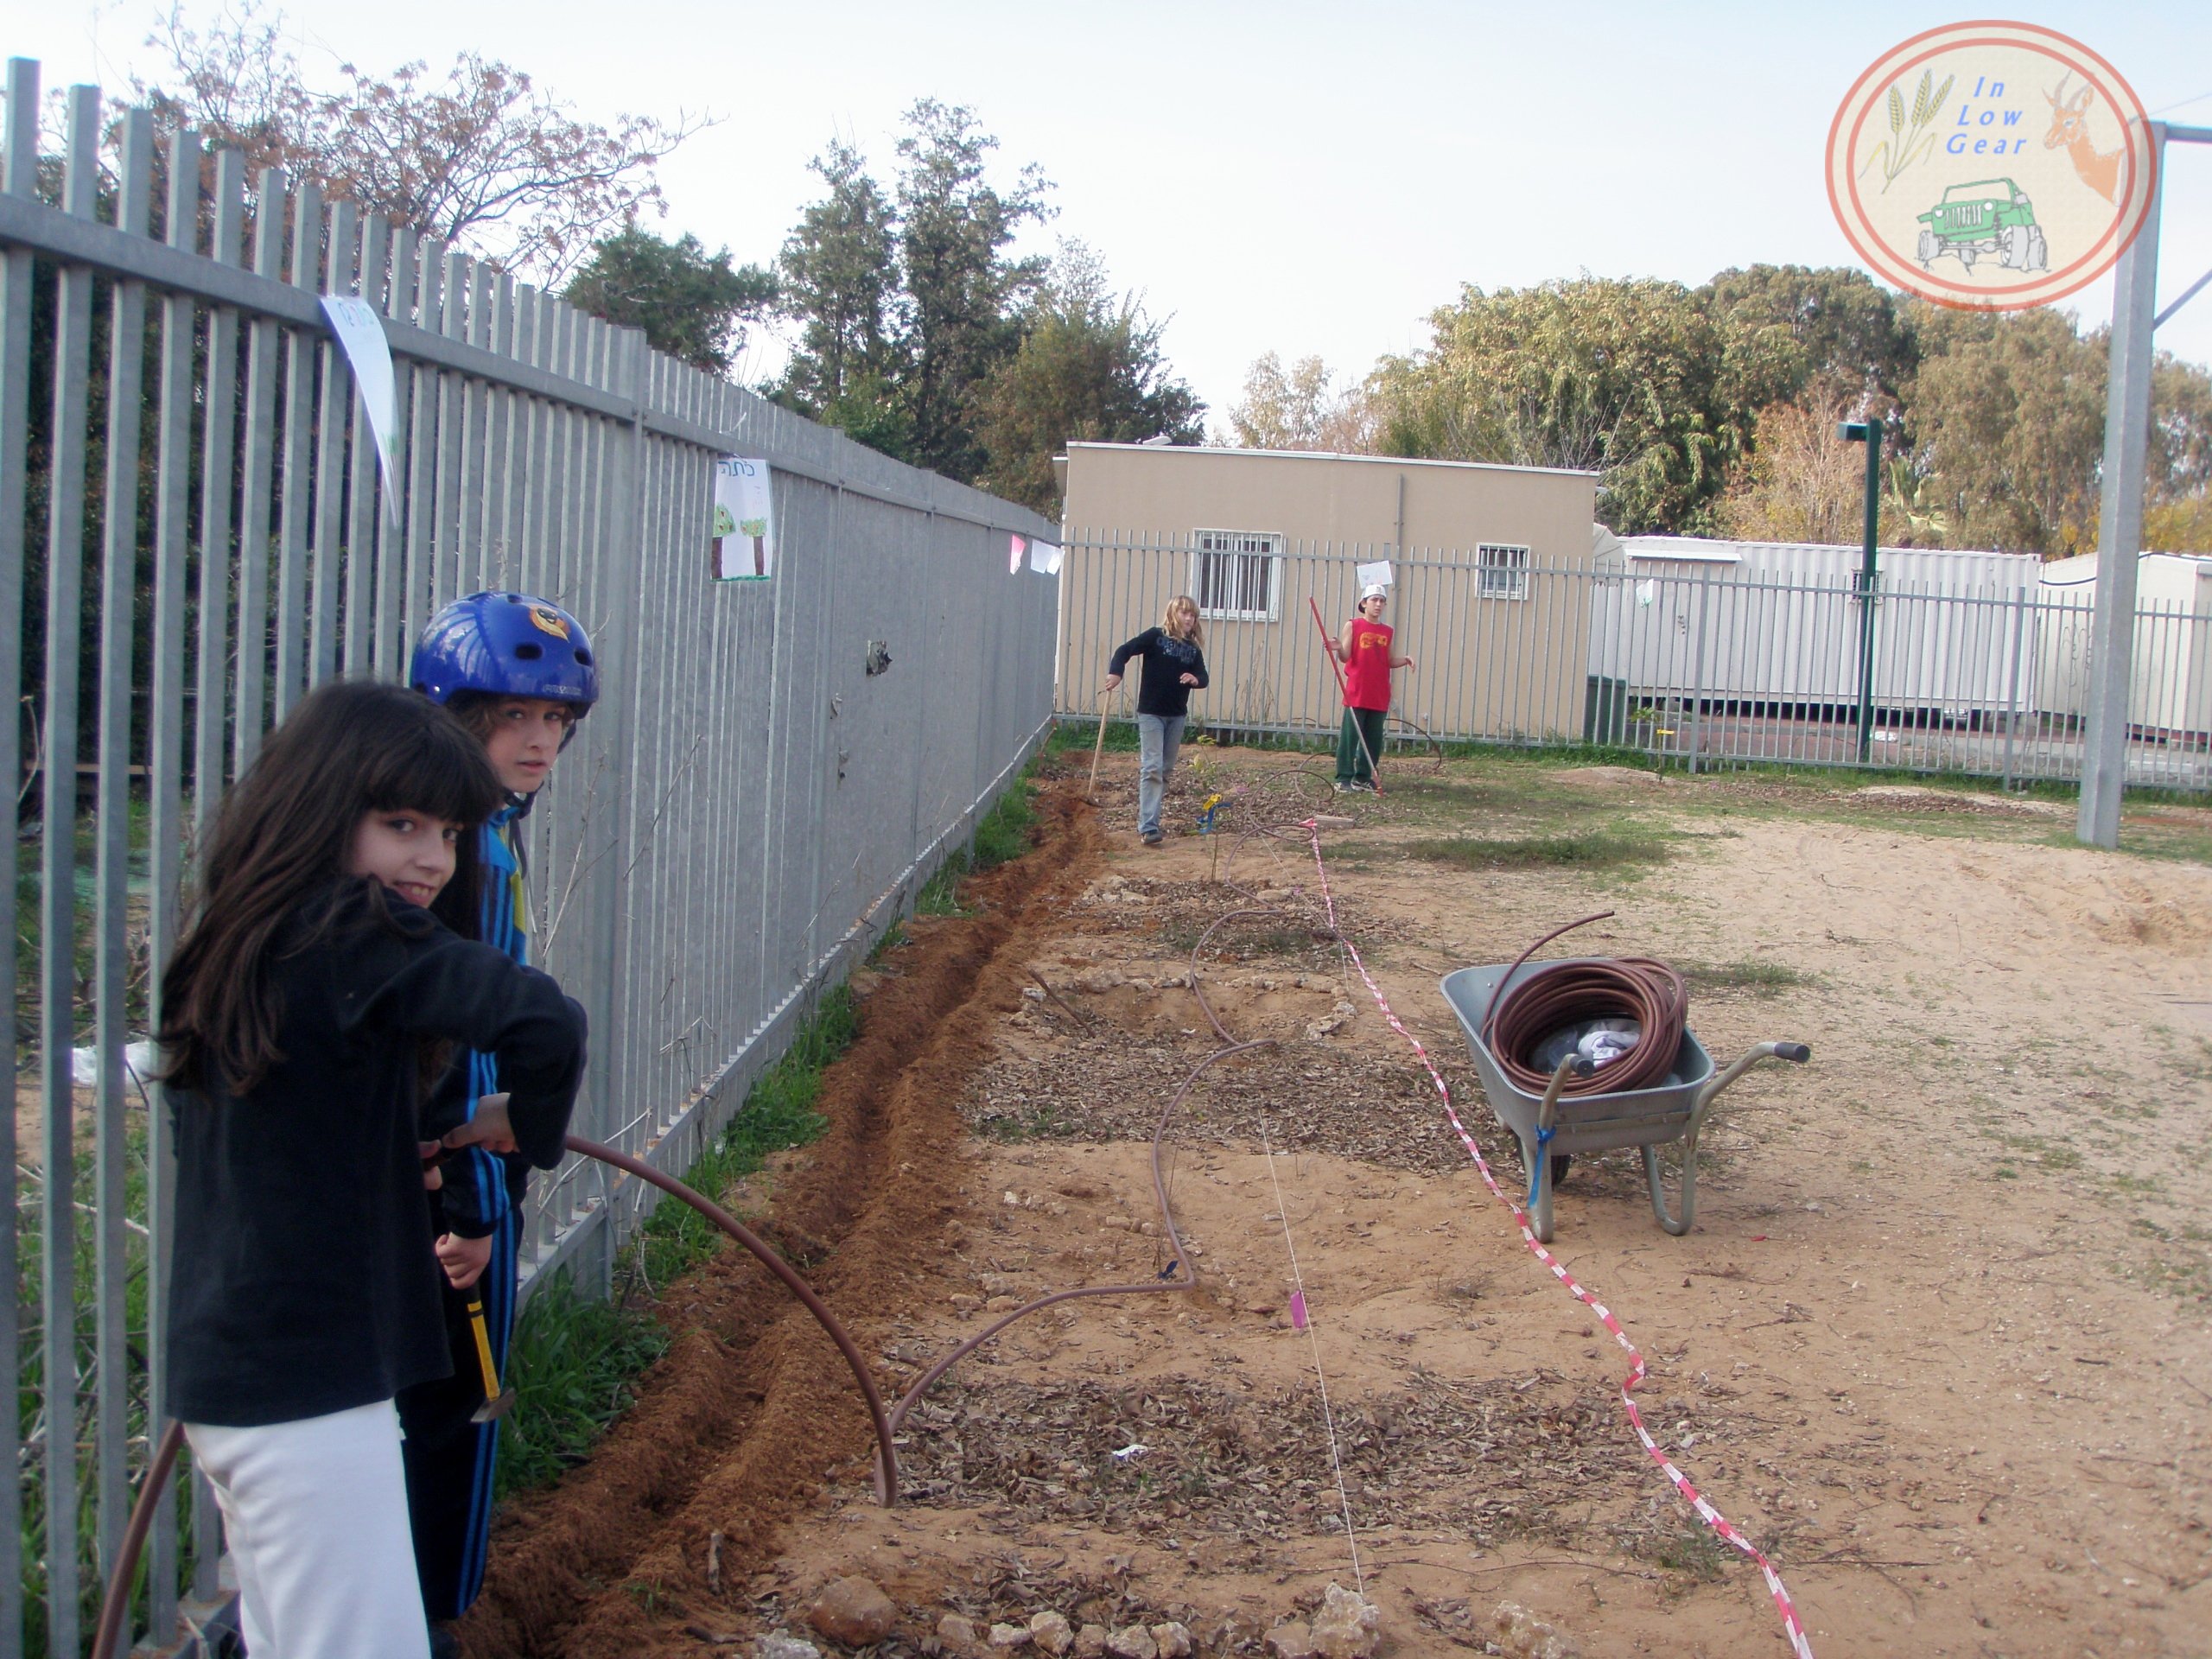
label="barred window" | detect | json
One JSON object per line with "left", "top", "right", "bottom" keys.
{"left": 1478, "top": 542, "right": 1531, "bottom": 600}
{"left": 1192, "top": 529, "right": 1283, "bottom": 621}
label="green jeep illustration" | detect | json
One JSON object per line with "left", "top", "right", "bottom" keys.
{"left": 1915, "top": 179, "right": 2048, "bottom": 272}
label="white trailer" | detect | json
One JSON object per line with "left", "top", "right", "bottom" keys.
{"left": 2037, "top": 551, "right": 2212, "bottom": 739}
{"left": 1587, "top": 536, "right": 2044, "bottom": 721}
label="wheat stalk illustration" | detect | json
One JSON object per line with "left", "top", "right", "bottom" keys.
{"left": 1859, "top": 68, "right": 1952, "bottom": 193}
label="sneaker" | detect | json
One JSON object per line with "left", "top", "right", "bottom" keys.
{"left": 1332, "top": 781, "right": 1353, "bottom": 793}
{"left": 1141, "top": 829, "right": 1163, "bottom": 846}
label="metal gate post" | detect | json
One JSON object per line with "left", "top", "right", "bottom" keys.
{"left": 2080, "top": 122, "right": 2172, "bottom": 846}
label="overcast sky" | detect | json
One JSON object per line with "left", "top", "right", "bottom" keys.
{"left": 11, "top": 2, "right": 2212, "bottom": 427}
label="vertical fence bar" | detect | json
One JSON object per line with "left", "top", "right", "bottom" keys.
{"left": 402, "top": 238, "right": 443, "bottom": 652}
{"left": 0, "top": 54, "right": 41, "bottom": 1653}
{"left": 39, "top": 83, "right": 104, "bottom": 1659}
{"left": 194, "top": 150, "right": 244, "bottom": 840}
{"left": 143, "top": 121, "right": 202, "bottom": 1651}
{"left": 272, "top": 181, "right": 320, "bottom": 719}
{"left": 431, "top": 248, "right": 466, "bottom": 610}
{"left": 310, "top": 197, "right": 354, "bottom": 688}
{"left": 340, "top": 213, "right": 385, "bottom": 677}
{"left": 372, "top": 226, "right": 416, "bottom": 679}
{"left": 92, "top": 107, "right": 156, "bottom": 1641}
{"left": 232, "top": 168, "right": 287, "bottom": 772}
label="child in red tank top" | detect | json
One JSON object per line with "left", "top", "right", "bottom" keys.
{"left": 1329, "top": 586, "right": 1414, "bottom": 790}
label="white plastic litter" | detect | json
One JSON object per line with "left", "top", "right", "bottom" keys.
{"left": 69, "top": 1040, "right": 158, "bottom": 1088}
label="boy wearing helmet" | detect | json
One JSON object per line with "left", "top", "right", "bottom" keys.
{"left": 404, "top": 593, "right": 599, "bottom": 1651}
{"left": 1328, "top": 585, "right": 1414, "bottom": 791}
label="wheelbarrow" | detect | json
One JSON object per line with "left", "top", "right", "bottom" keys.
{"left": 1440, "top": 962, "right": 1809, "bottom": 1242}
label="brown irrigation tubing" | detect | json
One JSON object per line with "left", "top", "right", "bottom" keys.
{"left": 566, "top": 1134, "right": 899, "bottom": 1505}
{"left": 93, "top": 1133, "right": 902, "bottom": 1656}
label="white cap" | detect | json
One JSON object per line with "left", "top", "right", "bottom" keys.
{"left": 1360, "top": 583, "right": 1388, "bottom": 601}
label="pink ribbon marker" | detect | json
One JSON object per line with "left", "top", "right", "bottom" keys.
{"left": 1289, "top": 1290, "right": 1309, "bottom": 1331}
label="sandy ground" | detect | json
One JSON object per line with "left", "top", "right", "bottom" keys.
{"left": 470, "top": 749, "right": 2212, "bottom": 1659}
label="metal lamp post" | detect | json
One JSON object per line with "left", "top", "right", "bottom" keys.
{"left": 1839, "top": 418, "right": 1883, "bottom": 762}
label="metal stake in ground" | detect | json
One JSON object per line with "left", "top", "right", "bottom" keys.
{"left": 1307, "top": 596, "right": 1384, "bottom": 796}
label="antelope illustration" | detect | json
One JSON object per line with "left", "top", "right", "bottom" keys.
{"left": 2044, "top": 73, "right": 2121, "bottom": 202}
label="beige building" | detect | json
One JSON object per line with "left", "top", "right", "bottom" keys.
{"left": 1053, "top": 442, "right": 1600, "bottom": 741}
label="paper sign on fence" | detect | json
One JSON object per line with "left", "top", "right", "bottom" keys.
{"left": 1027, "top": 538, "right": 1063, "bottom": 576}
{"left": 712, "top": 458, "right": 775, "bottom": 581}
{"left": 1356, "top": 559, "right": 1394, "bottom": 591}
{"left": 1009, "top": 533, "right": 1027, "bottom": 575}
{"left": 320, "top": 296, "right": 398, "bottom": 490}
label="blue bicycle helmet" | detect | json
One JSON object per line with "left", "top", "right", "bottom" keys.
{"left": 410, "top": 593, "right": 600, "bottom": 715}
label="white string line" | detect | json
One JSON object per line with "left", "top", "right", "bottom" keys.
{"left": 1260, "top": 1115, "right": 1365, "bottom": 1599}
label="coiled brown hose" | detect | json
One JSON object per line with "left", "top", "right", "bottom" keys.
{"left": 1477, "top": 912, "right": 1688, "bottom": 1096}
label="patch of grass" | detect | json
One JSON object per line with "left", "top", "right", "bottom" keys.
{"left": 1046, "top": 717, "right": 1141, "bottom": 754}
{"left": 918, "top": 772, "right": 1041, "bottom": 915}
{"left": 628, "top": 987, "right": 859, "bottom": 1291}
{"left": 498, "top": 984, "right": 861, "bottom": 1499}
{"left": 1403, "top": 830, "right": 1674, "bottom": 873}
{"left": 497, "top": 1270, "right": 669, "bottom": 1500}
{"left": 1682, "top": 959, "right": 1815, "bottom": 996}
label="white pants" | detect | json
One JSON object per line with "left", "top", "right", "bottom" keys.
{"left": 186, "top": 1401, "right": 430, "bottom": 1659}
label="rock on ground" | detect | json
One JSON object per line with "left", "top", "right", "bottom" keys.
{"left": 1106, "top": 1624, "right": 1159, "bottom": 1659}
{"left": 1265, "top": 1624, "right": 1315, "bottom": 1659}
{"left": 808, "top": 1576, "right": 897, "bottom": 1647}
{"left": 758, "top": 1634, "right": 822, "bottom": 1659}
{"left": 1030, "top": 1611, "right": 1076, "bottom": 1655}
{"left": 1308, "top": 1584, "right": 1381, "bottom": 1659}
{"left": 990, "top": 1622, "right": 1033, "bottom": 1649}
{"left": 937, "top": 1613, "right": 980, "bottom": 1652}
{"left": 1150, "top": 1622, "right": 1192, "bottom": 1658}
{"left": 1492, "top": 1601, "right": 1580, "bottom": 1659}
{"left": 1073, "top": 1624, "right": 1109, "bottom": 1657}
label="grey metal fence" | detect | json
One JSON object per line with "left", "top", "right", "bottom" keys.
{"left": 1057, "top": 534, "right": 2212, "bottom": 792}
{"left": 1, "top": 57, "right": 1059, "bottom": 1656}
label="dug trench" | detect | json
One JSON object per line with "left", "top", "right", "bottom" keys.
{"left": 465, "top": 782, "right": 1108, "bottom": 1657}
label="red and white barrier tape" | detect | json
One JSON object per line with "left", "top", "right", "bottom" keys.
{"left": 1300, "top": 820, "right": 1814, "bottom": 1658}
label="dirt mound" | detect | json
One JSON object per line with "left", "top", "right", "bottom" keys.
{"left": 1554, "top": 766, "right": 1669, "bottom": 790}
{"left": 1849, "top": 784, "right": 2066, "bottom": 817}
{"left": 464, "top": 784, "right": 1104, "bottom": 1658}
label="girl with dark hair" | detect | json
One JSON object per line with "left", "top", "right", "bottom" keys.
{"left": 159, "top": 680, "right": 588, "bottom": 1659}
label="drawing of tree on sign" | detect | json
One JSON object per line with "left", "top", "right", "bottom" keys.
{"left": 1859, "top": 68, "right": 1952, "bottom": 192}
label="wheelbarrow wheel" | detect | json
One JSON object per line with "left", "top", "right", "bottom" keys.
{"left": 1549, "top": 1152, "right": 1572, "bottom": 1185}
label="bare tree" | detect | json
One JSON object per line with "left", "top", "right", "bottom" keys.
{"left": 136, "top": 3, "right": 714, "bottom": 283}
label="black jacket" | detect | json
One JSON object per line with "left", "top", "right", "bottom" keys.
{"left": 1108, "top": 627, "right": 1210, "bottom": 719}
{"left": 166, "top": 880, "right": 587, "bottom": 1427}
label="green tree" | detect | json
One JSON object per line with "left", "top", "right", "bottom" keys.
{"left": 776, "top": 139, "right": 901, "bottom": 428}
{"left": 1897, "top": 302, "right": 2105, "bottom": 555}
{"left": 1371, "top": 276, "right": 1738, "bottom": 534}
{"left": 1228, "top": 353, "right": 1373, "bottom": 452}
{"left": 563, "top": 227, "right": 775, "bottom": 374}
{"left": 974, "top": 242, "right": 1204, "bottom": 514}
{"left": 1700, "top": 264, "right": 1916, "bottom": 419}
{"left": 893, "top": 99, "right": 1053, "bottom": 480}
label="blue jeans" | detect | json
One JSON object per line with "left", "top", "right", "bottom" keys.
{"left": 1136, "top": 713, "right": 1184, "bottom": 836}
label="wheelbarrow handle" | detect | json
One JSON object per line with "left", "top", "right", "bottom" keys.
{"left": 1691, "top": 1039, "right": 1811, "bottom": 1121}
{"left": 1535, "top": 1052, "right": 1596, "bottom": 1132}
